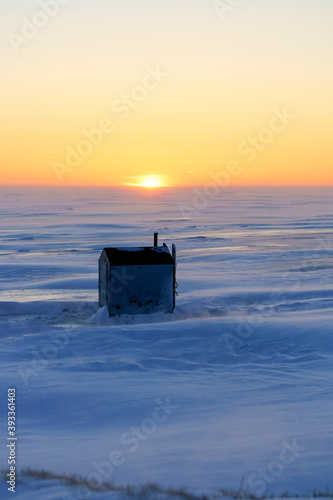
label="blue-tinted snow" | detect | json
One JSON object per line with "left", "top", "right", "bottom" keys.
{"left": 0, "top": 186, "right": 333, "bottom": 499}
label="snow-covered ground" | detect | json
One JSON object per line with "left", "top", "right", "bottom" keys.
{"left": 1, "top": 186, "right": 333, "bottom": 500}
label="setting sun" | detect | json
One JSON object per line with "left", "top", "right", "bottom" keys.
{"left": 123, "top": 175, "right": 166, "bottom": 188}
{"left": 141, "top": 176, "right": 162, "bottom": 188}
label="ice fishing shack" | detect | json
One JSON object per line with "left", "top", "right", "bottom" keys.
{"left": 98, "top": 234, "right": 176, "bottom": 316}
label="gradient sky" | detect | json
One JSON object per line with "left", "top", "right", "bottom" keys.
{"left": 1, "top": 0, "right": 332, "bottom": 186}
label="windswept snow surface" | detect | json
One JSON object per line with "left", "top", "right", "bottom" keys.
{"left": 1, "top": 186, "right": 333, "bottom": 499}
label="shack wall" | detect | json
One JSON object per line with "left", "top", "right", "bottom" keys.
{"left": 107, "top": 264, "right": 174, "bottom": 315}
{"left": 98, "top": 252, "right": 110, "bottom": 307}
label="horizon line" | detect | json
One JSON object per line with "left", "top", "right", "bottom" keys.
{"left": 1, "top": 183, "right": 333, "bottom": 189}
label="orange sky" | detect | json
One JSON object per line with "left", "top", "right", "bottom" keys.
{"left": 1, "top": 1, "right": 332, "bottom": 187}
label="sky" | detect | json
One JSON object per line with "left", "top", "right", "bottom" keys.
{"left": 0, "top": 0, "right": 332, "bottom": 187}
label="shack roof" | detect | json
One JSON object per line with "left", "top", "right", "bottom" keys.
{"left": 101, "top": 246, "right": 174, "bottom": 266}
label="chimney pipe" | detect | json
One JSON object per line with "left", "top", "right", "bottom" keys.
{"left": 154, "top": 233, "right": 158, "bottom": 247}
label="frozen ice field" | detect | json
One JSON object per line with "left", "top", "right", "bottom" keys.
{"left": 0, "top": 186, "right": 333, "bottom": 499}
